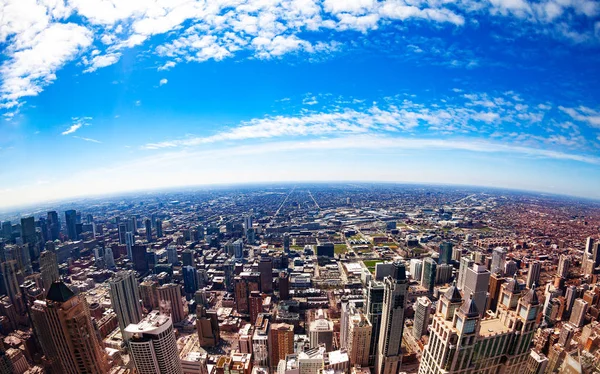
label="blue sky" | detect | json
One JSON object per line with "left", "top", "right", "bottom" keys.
{"left": 1, "top": 0, "right": 600, "bottom": 208}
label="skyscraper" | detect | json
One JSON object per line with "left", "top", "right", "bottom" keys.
{"left": 156, "top": 218, "right": 163, "bottom": 238}
{"left": 33, "top": 281, "right": 108, "bottom": 374}
{"left": 109, "top": 270, "right": 143, "bottom": 334}
{"left": 270, "top": 323, "right": 294, "bottom": 370}
{"left": 258, "top": 257, "right": 273, "bottom": 293}
{"left": 125, "top": 310, "right": 183, "bottom": 374}
{"left": 439, "top": 242, "right": 453, "bottom": 265}
{"left": 491, "top": 247, "right": 507, "bottom": 275}
{"left": 309, "top": 309, "right": 334, "bottom": 351}
{"left": 457, "top": 256, "right": 474, "bottom": 291}
{"left": 526, "top": 261, "right": 541, "bottom": 289}
{"left": 463, "top": 263, "right": 490, "bottom": 316}
{"left": 366, "top": 280, "right": 384, "bottom": 366}
{"left": 569, "top": 298, "right": 588, "bottom": 327}
{"left": 183, "top": 266, "right": 199, "bottom": 297}
{"left": 418, "top": 278, "right": 540, "bottom": 374}
{"left": 64, "top": 210, "right": 78, "bottom": 241}
{"left": 0, "top": 261, "right": 23, "bottom": 314}
{"left": 196, "top": 305, "right": 220, "bottom": 348}
{"left": 557, "top": 255, "right": 570, "bottom": 278}
{"left": 39, "top": 250, "right": 59, "bottom": 292}
{"left": 20, "top": 216, "right": 38, "bottom": 257}
{"left": 283, "top": 233, "right": 290, "bottom": 254}
{"left": 421, "top": 257, "right": 437, "bottom": 293}
{"left": 409, "top": 258, "right": 423, "bottom": 281}
{"left": 125, "top": 231, "right": 134, "bottom": 259}
{"left": 157, "top": 283, "right": 185, "bottom": 324}
{"left": 376, "top": 262, "right": 409, "bottom": 374}
{"left": 46, "top": 210, "right": 60, "bottom": 241}
{"left": 346, "top": 304, "right": 372, "bottom": 367}
{"left": 1, "top": 221, "right": 11, "bottom": 240}
{"left": 413, "top": 296, "right": 431, "bottom": 339}
{"left": 249, "top": 291, "right": 263, "bottom": 324}
{"left": 118, "top": 223, "right": 127, "bottom": 245}
{"left": 145, "top": 218, "right": 152, "bottom": 242}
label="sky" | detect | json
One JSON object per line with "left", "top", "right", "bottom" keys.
{"left": 1, "top": 0, "right": 600, "bottom": 209}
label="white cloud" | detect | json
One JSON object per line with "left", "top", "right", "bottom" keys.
{"left": 1, "top": 0, "right": 599, "bottom": 112}
{"left": 159, "top": 78, "right": 168, "bottom": 86}
{"left": 0, "top": 23, "right": 92, "bottom": 109}
{"left": 73, "top": 136, "right": 102, "bottom": 143}
{"left": 84, "top": 52, "right": 121, "bottom": 72}
{"left": 62, "top": 123, "right": 82, "bottom": 135}
{"left": 559, "top": 105, "right": 600, "bottom": 128}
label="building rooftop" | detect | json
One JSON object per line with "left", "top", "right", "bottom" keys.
{"left": 479, "top": 318, "right": 511, "bottom": 338}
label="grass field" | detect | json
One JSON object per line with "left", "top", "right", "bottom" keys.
{"left": 334, "top": 244, "right": 348, "bottom": 253}
{"left": 363, "top": 260, "right": 383, "bottom": 273}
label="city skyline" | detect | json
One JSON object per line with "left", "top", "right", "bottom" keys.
{"left": 2, "top": 1, "right": 600, "bottom": 207}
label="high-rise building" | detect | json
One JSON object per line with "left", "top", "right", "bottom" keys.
{"left": 145, "top": 219, "right": 152, "bottom": 242}
{"left": 183, "top": 266, "right": 199, "bottom": 297}
{"left": 409, "top": 258, "right": 423, "bottom": 282}
{"left": 234, "top": 239, "right": 244, "bottom": 259}
{"left": 491, "top": 247, "right": 507, "bottom": 275}
{"left": 39, "top": 250, "right": 59, "bottom": 292}
{"left": 346, "top": 305, "right": 372, "bottom": 367}
{"left": 167, "top": 245, "right": 178, "bottom": 265}
{"left": 253, "top": 313, "right": 271, "bottom": 367}
{"left": 279, "top": 272, "right": 289, "bottom": 300}
{"left": 104, "top": 246, "right": 115, "bottom": 268}
{"left": 182, "top": 249, "right": 194, "bottom": 267}
{"left": 435, "top": 263, "right": 453, "bottom": 284}
{"left": 526, "top": 261, "right": 541, "bottom": 289}
{"left": 20, "top": 216, "right": 38, "bottom": 259}
{"left": 132, "top": 244, "right": 149, "bottom": 273}
{"left": 32, "top": 281, "right": 108, "bottom": 374}
{"left": 557, "top": 255, "right": 570, "bottom": 279}
{"left": 0, "top": 261, "right": 23, "bottom": 314}
{"left": 125, "top": 231, "right": 134, "bottom": 259}
{"left": 157, "top": 283, "right": 185, "bottom": 324}
{"left": 421, "top": 257, "right": 437, "bottom": 293}
{"left": 569, "top": 298, "right": 588, "bottom": 327}
{"left": 197, "top": 305, "right": 220, "bottom": 348}
{"left": 270, "top": 323, "right": 294, "bottom": 370}
{"left": 243, "top": 214, "right": 253, "bottom": 232}
{"left": 234, "top": 272, "right": 260, "bottom": 314}
{"left": 413, "top": 296, "right": 431, "bottom": 339}
{"left": 109, "top": 270, "right": 143, "bottom": 334}
{"left": 1, "top": 221, "right": 11, "bottom": 241}
{"left": 64, "top": 210, "right": 78, "bottom": 241}
{"left": 418, "top": 278, "right": 540, "bottom": 374}
{"left": 125, "top": 310, "right": 183, "bottom": 374}
{"left": 376, "top": 262, "right": 409, "bottom": 374}
{"left": 118, "top": 223, "right": 127, "bottom": 245}
{"left": 487, "top": 272, "right": 505, "bottom": 313}
{"left": 140, "top": 280, "right": 159, "bottom": 311}
{"left": 525, "top": 350, "right": 548, "bottom": 374}
{"left": 249, "top": 291, "right": 263, "bottom": 324}
{"left": 504, "top": 259, "right": 518, "bottom": 277}
{"left": 309, "top": 309, "right": 334, "bottom": 352}
{"left": 439, "top": 242, "right": 453, "bottom": 265}
{"left": 258, "top": 257, "right": 273, "bottom": 293}
{"left": 457, "top": 256, "right": 474, "bottom": 291}
{"left": 366, "top": 280, "right": 384, "bottom": 366}
{"left": 463, "top": 263, "right": 490, "bottom": 316}
{"left": 283, "top": 233, "right": 290, "bottom": 254}
{"left": 156, "top": 218, "right": 163, "bottom": 238}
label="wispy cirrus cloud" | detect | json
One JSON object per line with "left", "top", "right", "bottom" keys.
{"left": 61, "top": 117, "right": 92, "bottom": 135}
{"left": 73, "top": 136, "right": 101, "bottom": 143}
